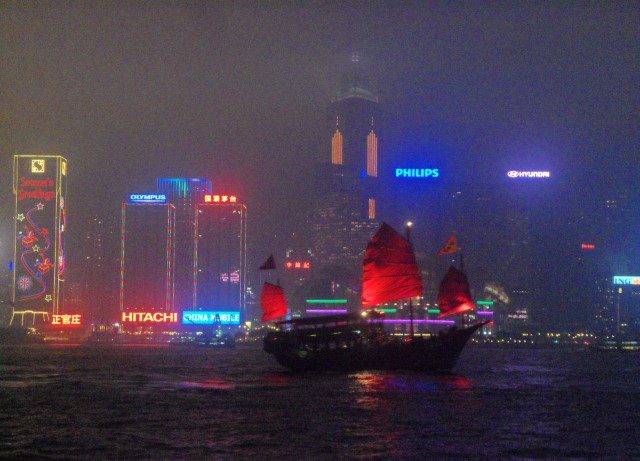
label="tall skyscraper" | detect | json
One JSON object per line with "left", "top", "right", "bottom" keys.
{"left": 120, "top": 195, "right": 176, "bottom": 313}
{"left": 310, "top": 54, "right": 381, "bottom": 272}
{"left": 194, "top": 194, "right": 247, "bottom": 321}
{"left": 156, "top": 178, "right": 212, "bottom": 311}
{"left": 12, "top": 155, "right": 67, "bottom": 326}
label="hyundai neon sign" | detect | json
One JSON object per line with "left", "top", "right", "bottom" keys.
{"left": 182, "top": 311, "right": 240, "bottom": 325}
{"left": 507, "top": 171, "right": 550, "bottom": 178}
{"left": 395, "top": 168, "right": 439, "bottom": 178}
{"left": 129, "top": 194, "right": 167, "bottom": 203}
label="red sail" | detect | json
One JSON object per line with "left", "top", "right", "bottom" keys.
{"left": 261, "top": 282, "right": 288, "bottom": 322}
{"left": 437, "top": 266, "right": 474, "bottom": 317}
{"left": 362, "top": 223, "right": 424, "bottom": 307}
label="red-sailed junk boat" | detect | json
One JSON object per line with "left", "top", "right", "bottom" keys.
{"left": 263, "top": 223, "right": 485, "bottom": 372}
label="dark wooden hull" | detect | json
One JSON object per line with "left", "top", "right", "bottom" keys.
{"left": 264, "top": 323, "right": 484, "bottom": 372}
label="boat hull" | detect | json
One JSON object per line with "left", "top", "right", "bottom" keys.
{"left": 264, "top": 323, "right": 484, "bottom": 373}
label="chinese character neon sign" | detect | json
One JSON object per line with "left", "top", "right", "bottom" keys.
{"left": 121, "top": 312, "right": 178, "bottom": 323}
{"left": 395, "top": 168, "right": 439, "bottom": 178}
{"left": 51, "top": 314, "right": 82, "bottom": 326}
{"left": 129, "top": 194, "right": 167, "bottom": 203}
{"left": 182, "top": 311, "right": 240, "bottom": 325}
{"left": 285, "top": 261, "right": 311, "bottom": 269}
{"left": 204, "top": 195, "right": 237, "bottom": 203}
{"left": 507, "top": 171, "right": 550, "bottom": 178}
{"left": 581, "top": 244, "right": 596, "bottom": 250}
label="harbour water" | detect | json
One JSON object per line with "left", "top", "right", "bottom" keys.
{"left": 1, "top": 344, "right": 639, "bottom": 459}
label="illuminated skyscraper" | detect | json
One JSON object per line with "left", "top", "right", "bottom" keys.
{"left": 310, "top": 54, "right": 381, "bottom": 271}
{"left": 120, "top": 195, "right": 176, "bottom": 312}
{"left": 194, "top": 195, "right": 247, "bottom": 321}
{"left": 12, "top": 155, "right": 67, "bottom": 326}
{"left": 157, "top": 178, "right": 212, "bottom": 310}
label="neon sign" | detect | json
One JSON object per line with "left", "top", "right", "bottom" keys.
{"left": 51, "top": 314, "right": 82, "bottom": 326}
{"left": 285, "top": 261, "right": 311, "bottom": 269}
{"left": 613, "top": 276, "right": 640, "bottom": 286}
{"left": 204, "top": 195, "right": 237, "bottom": 203}
{"left": 129, "top": 194, "right": 166, "bottom": 204}
{"left": 121, "top": 312, "right": 178, "bottom": 322}
{"left": 395, "top": 168, "right": 439, "bottom": 178}
{"left": 581, "top": 244, "right": 596, "bottom": 250}
{"left": 182, "top": 311, "right": 240, "bottom": 325}
{"left": 507, "top": 171, "right": 550, "bottom": 178}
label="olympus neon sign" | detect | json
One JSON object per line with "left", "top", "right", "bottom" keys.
{"left": 395, "top": 168, "right": 439, "bottom": 178}
{"left": 507, "top": 171, "right": 550, "bottom": 178}
{"left": 129, "top": 194, "right": 167, "bottom": 203}
{"left": 121, "top": 312, "right": 178, "bottom": 323}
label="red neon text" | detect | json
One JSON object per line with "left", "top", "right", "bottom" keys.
{"left": 204, "top": 195, "right": 237, "bottom": 204}
{"left": 285, "top": 261, "right": 311, "bottom": 269}
{"left": 52, "top": 314, "right": 82, "bottom": 326}
{"left": 581, "top": 244, "right": 596, "bottom": 250}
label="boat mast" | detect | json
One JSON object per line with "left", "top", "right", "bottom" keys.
{"left": 406, "top": 221, "right": 415, "bottom": 340}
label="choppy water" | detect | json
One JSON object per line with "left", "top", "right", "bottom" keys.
{"left": 1, "top": 344, "right": 639, "bottom": 459}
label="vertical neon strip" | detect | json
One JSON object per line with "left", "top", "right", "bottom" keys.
{"left": 119, "top": 202, "right": 126, "bottom": 312}
{"left": 193, "top": 204, "right": 199, "bottom": 309}
{"left": 12, "top": 156, "right": 18, "bottom": 308}
{"left": 240, "top": 204, "right": 247, "bottom": 323}
{"left": 368, "top": 198, "right": 376, "bottom": 220}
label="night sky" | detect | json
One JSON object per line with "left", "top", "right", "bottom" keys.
{"left": 1, "top": 2, "right": 639, "bottom": 322}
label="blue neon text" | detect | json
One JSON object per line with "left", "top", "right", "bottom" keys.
{"left": 395, "top": 168, "right": 439, "bottom": 178}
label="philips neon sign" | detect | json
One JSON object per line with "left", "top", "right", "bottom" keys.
{"left": 182, "top": 311, "right": 240, "bottom": 325}
{"left": 129, "top": 194, "right": 167, "bottom": 203}
{"left": 507, "top": 171, "right": 550, "bottom": 178}
{"left": 121, "top": 312, "right": 178, "bottom": 323}
{"left": 613, "top": 276, "right": 640, "bottom": 286}
{"left": 395, "top": 168, "right": 439, "bottom": 178}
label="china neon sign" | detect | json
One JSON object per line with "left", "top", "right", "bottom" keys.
{"left": 204, "top": 195, "right": 237, "bottom": 203}
{"left": 121, "top": 312, "right": 178, "bottom": 323}
{"left": 182, "top": 311, "right": 240, "bottom": 325}
{"left": 507, "top": 171, "right": 550, "bottom": 178}
{"left": 285, "top": 261, "right": 311, "bottom": 269}
{"left": 51, "top": 314, "right": 82, "bottom": 326}
{"left": 129, "top": 194, "right": 167, "bottom": 203}
{"left": 395, "top": 168, "right": 439, "bottom": 178}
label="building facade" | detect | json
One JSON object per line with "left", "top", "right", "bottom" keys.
{"left": 119, "top": 196, "right": 176, "bottom": 313}
{"left": 157, "top": 178, "right": 212, "bottom": 311}
{"left": 194, "top": 194, "right": 247, "bottom": 321}
{"left": 310, "top": 54, "right": 381, "bottom": 273}
{"left": 12, "top": 155, "right": 68, "bottom": 325}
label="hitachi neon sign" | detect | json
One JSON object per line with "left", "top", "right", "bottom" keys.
{"left": 51, "top": 314, "right": 82, "bottom": 326}
{"left": 182, "top": 311, "right": 240, "bottom": 325}
{"left": 121, "top": 312, "right": 178, "bottom": 322}
{"left": 395, "top": 168, "right": 439, "bottom": 178}
{"left": 507, "top": 171, "right": 550, "bottom": 178}
{"left": 129, "top": 194, "right": 167, "bottom": 203}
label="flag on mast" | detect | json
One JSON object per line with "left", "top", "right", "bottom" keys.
{"left": 258, "top": 255, "right": 276, "bottom": 270}
{"left": 438, "top": 235, "right": 459, "bottom": 255}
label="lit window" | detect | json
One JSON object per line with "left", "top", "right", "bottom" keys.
{"left": 331, "top": 130, "right": 343, "bottom": 165}
{"left": 366, "top": 131, "right": 378, "bottom": 177}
